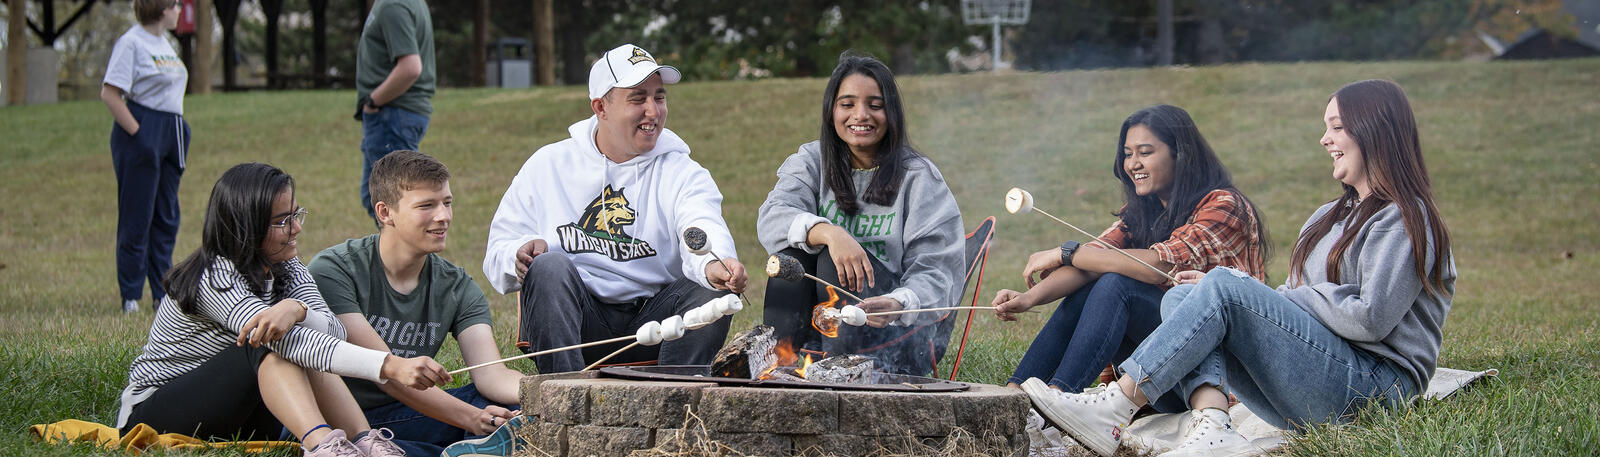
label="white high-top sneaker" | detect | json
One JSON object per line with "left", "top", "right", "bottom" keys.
{"left": 1158, "top": 408, "right": 1260, "bottom": 457}
{"left": 1021, "top": 378, "right": 1137, "bottom": 457}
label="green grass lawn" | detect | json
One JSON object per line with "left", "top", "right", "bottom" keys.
{"left": 2, "top": 58, "right": 1597, "bottom": 456}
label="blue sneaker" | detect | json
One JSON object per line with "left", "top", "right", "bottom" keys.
{"left": 440, "top": 415, "right": 531, "bottom": 457}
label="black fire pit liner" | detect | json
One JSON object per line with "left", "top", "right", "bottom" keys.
{"left": 599, "top": 365, "right": 970, "bottom": 392}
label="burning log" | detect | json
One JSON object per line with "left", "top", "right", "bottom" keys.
{"left": 710, "top": 325, "right": 777, "bottom": 379}
{"left": 805, "top": 354, "right": 875, "bottom": 384}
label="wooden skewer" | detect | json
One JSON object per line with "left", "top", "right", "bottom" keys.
{"left": 583, "top": 342, "right": 640, "bottom": 371}
{"left": 580, "top": 320, "right": 721, "bottom": 371}
{"left": 707, "top": 252, "right": 752, "bottom": 305}
{"left": 449, "top": 335, "right": 634, "bottom": 375}
{"left": 1030, "top": 207, "right": 1178, "bottom": 284}
{"left": 809, "top": 275, "right": 867, "bottom": 303}
{"left": 861, "top": 305, "right": 1037, "bottom": 318}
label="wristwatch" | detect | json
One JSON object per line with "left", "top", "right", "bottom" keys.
{"left": 1060, "top": 240, "right": 1081, "bottom": 267}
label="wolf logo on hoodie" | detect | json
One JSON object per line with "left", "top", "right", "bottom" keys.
{"left": 556, "top": 185, "right": 658, "bottom": 261}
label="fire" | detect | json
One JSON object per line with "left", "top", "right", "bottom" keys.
{"left": 811, "top": 286, "right": 843, "bottom": 338}
{"left": 797, "top": 354, "right": 813, "bottom": 378}
{"left": 755, "top": 340, "right": 817, "bottom": 380}
{"left": 757, "top": 339, "right": 802, "bottom": 380}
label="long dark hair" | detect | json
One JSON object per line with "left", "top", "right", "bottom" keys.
{"left": 1113, "top": 105, "right": 1268, "bottom": 261}
{"left": 164, "top": 163, "right": 295, "bottom": 314}
{"left": 818, "top": 53, "right": 922, "bottom": 215}
{"left": 1290, "top": 80, "right": 1452, "bottom": 297}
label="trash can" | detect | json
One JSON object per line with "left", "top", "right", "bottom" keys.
{"left": 487, "top": 38, "right": 532, "bottom": 88}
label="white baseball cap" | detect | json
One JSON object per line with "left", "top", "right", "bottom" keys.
{"left": 588, "top": 44, "right": 682, "bottom": 100}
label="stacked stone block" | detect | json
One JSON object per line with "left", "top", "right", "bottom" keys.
{"left": 516, "top": 372, "right": 1028, "bottom": 456}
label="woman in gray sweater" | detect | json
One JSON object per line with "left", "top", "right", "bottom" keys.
{"left": 757, "top": 55, "right": 964, "bottom": 376}
{"left": 1024, "top": 79, "right": 1456, "bottom": 457}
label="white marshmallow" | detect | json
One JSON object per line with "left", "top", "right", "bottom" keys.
{"left": 684, "top": 307, "right": 708, "bottom": 327}
{"left": 710, "top": 296, "right": 731, "bottom": 315}
{"left": 1005, "top": 188, "right": 1035, "bottom": 214}
{"left": 840, "top": 305, "right": 868, "bottom": 326}
{"left": 722, "top": 295, "right": 743, "bottom": 315}
{"left": 660, "top": 315, "right": 685, "bottom": 341}
{"left": 636, "top": 321, "right": 662, "bottom": 346}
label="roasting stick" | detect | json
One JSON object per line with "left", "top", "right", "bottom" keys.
{"left": 1005, "top": 188, "right": 1177, "bottom": 284}
{"left": 863, "top": 306, "right": 1003, "bottom": 317}
{"left": 817, "top": 304, "right": 1032, "bottom": 331}
{"left": 453, "top": 294, "right": 747, "bottom": 375}
{"left": 765, "top": 253, "right": 868, "bottom": 303}
{"left": 581, "top": 318, "right": 722, "bottom": 371}
{"left": 683, "top": 227, "right": 751, "bottom": 305}
{"left": 449, "top": 335, "right": 633, "bottom": 375}
{"left": 582, "top": 342, "right": 638, "bottom": 371}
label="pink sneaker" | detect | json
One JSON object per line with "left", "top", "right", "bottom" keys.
{"left": 303, "top": 429, "right": 364, "bottom": 457}
{"left": 353, "top": 428, "right": 407, "bottom": 457}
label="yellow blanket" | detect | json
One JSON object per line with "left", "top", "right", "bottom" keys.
{"left": 29, "top": 419, "right": 298, "bottom": 454}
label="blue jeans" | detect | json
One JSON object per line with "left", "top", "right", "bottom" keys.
{"left": 1008, "top": 273, "right": 1186, "bottom": 412}
{"left": 1119, "top": 268, "right": 1419, "bottom": 430}
{"left": 359, "top": 107, "right": 429, "bottom": 220}
{"left": 363, "top": 383, "right": 515, "bottom": 456}
{"left": 110, "top": 100, "right": 187, "bottom": 302}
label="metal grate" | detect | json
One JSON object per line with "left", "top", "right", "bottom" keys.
{"left": 599, "top": 365, "right": 971, "bottom": 392}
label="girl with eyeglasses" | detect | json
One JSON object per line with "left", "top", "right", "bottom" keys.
{"left": 117, "top": 163, "right": 449, "bottom": 456}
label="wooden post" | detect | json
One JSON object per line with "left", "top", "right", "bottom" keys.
{"left": 262, "top": 0, "right": 282, "bottom": 88}
{"left": 472, "top": 0, "right": 487, "bottom": 87}
{"left": 1156, "top": 0, "right": 1173, "bottom": 66}
{"left": 6, "top": 0, "right": 27, "bottom": 105}
{"left": 533, "top": 0, "right": 554, "bottom": 86}
{"left": 311, "top": 0, "right": 327, "bottom": 86}
{"left": 193, "top": 0, "right": 213, "bottom": 93}
{"left": 214, "top": 0, "right": 240, "bottom": 90}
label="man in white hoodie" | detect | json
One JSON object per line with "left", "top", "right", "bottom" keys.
{"left": 484, "top": 44, "right": 748, "bottom": 374}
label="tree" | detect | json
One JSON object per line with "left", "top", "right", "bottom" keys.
{"left": 626, "top": 0, "right": 973, "bottom": 79}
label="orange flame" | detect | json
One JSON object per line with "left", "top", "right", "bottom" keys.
{"left": 811, "top": 286, "right": 842, "bottom": 338}
{"left": 757, "top": 339, "right": 803, "bottom": 380}
{"left": 797, "top": 354, "right": 813, "bottom": 378}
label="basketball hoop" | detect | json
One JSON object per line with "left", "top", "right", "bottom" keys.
{"left": 961, "top": 0, "right": 1031, "bottom": 71}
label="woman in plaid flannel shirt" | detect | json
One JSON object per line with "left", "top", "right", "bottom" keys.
{"left": 993, "top": 104, "right": 1268, "bottom": 412}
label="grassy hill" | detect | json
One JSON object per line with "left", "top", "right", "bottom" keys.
{"left": 1, "top": 58, "right": 1597, "bottom": 455}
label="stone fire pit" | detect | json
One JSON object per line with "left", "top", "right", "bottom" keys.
{"left": 516, "top": 370, "right": 1029, "bottom": 456}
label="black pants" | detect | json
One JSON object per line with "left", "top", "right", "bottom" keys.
{"left": 761, "top": 247, "right": 940, "bottom": 376}
{"left": 517, "top": 254, "right": 732, "bottom": 373}
{"left": 123, "top": 344, "right": 283, "bottom": 440}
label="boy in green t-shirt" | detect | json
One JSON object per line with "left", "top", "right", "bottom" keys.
{"left": 311, "top": 151, "right": 524, "bottom": 456}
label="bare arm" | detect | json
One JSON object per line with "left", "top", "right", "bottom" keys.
{"left": 456, "top": 324, "right": 524, "bottom": 405}
{"left": 100, "top": 85, "right": 140, "bottom": 135}
{"left": 992, "top": 266, "right": 1097, "bottom": 320}
{"left": 806, "top": 223, "right": 875, "bottom": 292}
{"left": 366, "top": 54, "right": 421, "bottom": 109}
{"left": 1070, "top": 246, "right": 1175, "bottom": 285}
{"left": 336, "top": 313, "right": 509, "bottom": 434}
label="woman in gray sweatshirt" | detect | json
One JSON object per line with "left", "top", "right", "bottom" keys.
{"left": 756, "top": 55, "right": 965, "bottom": 376}
{"left": 1023, "top": 79, "right": 1456, "bottom": 457}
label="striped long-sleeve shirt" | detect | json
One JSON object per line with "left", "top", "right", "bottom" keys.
{"left": 1097, "top": 189, "right": 1266, "bottom": 283}
{"left": 116, "top": 257, "right": 389, "bottom": 428}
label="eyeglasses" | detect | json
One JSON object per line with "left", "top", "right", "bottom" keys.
{"left": 270, "top": 207, "right": 308, "bottom": 232}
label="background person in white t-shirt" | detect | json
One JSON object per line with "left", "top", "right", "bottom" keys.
{"left": 101, "top": 0, "right": 189, "bottom": 314}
